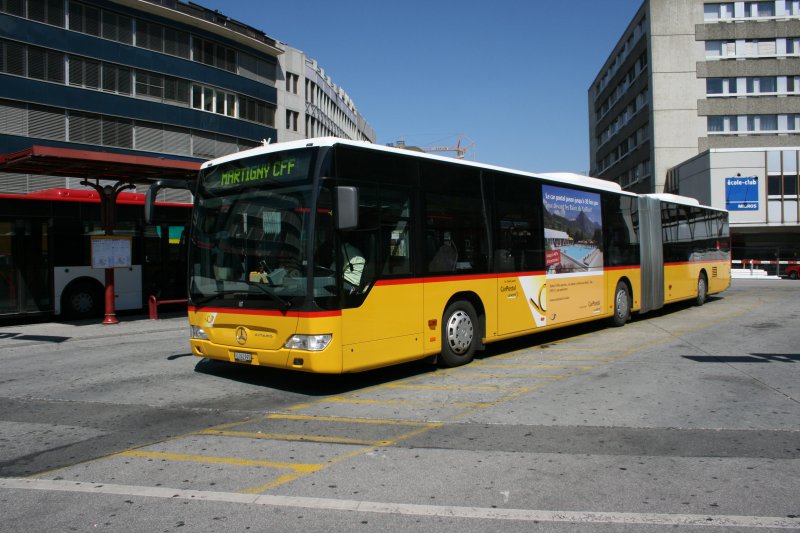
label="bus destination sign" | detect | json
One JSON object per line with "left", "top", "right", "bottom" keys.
{"left": 204, "top": 150, "right": 312, "bottom": 191}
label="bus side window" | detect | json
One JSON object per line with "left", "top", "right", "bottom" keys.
{"left": 422, "top": 161, "right": 488, "bottom": 275}
{"left": 380, "top": 188, "right": 412, "bottom": 276}
{"left": 490, "top": 173, "right": 543, "bottom": 273}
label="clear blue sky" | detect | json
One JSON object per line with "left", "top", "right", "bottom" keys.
{"left": 197, "top": 0, "right": 643, "bottom": 174}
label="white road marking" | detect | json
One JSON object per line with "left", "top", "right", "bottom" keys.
{"left": 1, "top": 478, "right": 798, "bottom": 528}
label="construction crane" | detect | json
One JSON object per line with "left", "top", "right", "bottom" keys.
{"left": 422, "top": 134, "right": 474, "bottom": 159}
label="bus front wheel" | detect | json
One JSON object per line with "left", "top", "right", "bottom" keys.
{"left": 610, "top": 281, "right": 631, "bottom": 327}
{"left": 696, "top": 273, "right": 708, "bottom": 306}
{"left": 439, "top": 300, "right": 478, "bottom": 367}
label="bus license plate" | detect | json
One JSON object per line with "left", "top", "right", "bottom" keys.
{"left": 233, "top": 351, "right": 252, "bottom": 363}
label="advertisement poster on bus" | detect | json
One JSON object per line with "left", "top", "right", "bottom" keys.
{"left": 521, "top": 185, "right": 605, "bottom": 327}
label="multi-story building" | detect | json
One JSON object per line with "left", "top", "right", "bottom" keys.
{"left": 589, "top": 0, "right": 800, "bottom": 264}
{"left": 0, "top": 0, "right": 374, "bottom": 196}
{"left": 0, "top": 0, "right": 285, "bottom": 196}
{"left": 276, "top": 44, "right": 375, "bottom": 144}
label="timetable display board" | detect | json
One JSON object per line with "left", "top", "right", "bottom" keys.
{"left": 91, "top": 236, "right": 132, "bottom": 269}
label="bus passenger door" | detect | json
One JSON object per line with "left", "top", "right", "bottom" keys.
{"left": 0, "top": 219, "right": 51, "bottom": 315}
{"left": 143, "top": 224, "right": 187, "bottom": 302}
{"left": 491, "top": 174, "right": 545, "bottom": 335}
{"left": 340, "top": 186, "right": 423, "bottom": 371}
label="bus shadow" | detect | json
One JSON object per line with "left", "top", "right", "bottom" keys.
{"left": 0, "top": 332, "right": 70, "bottom": 343}
{"left": 193, "top": 357, "right": 435, "bottom": 396}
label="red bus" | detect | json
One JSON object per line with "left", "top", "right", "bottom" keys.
{"left": 0, "top": 188, "right": 190, "bottom": 318}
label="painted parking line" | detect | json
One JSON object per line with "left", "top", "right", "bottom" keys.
{"left": 2, "top": 478, "right": 798, "bottom": 529}
{"left": 195, "top": 429, "right": 386, "bottom": 446}
{"left": 115, "top": 450, "right": 324, "bottom": 475}
{"left": 383, "top": 383, "right": 530, "bottom": 392}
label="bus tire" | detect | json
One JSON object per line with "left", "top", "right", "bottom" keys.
{"left": 439, "top": 300, "right": 478, "bottom": 367}
{"left": 696, "top": 273, "right": 708, "bottom": 306}
{"left": 63, "top": 279, "right": 103, "bottom": 319}
{"left": 610, "top": 281, "right": 630, "bottom": 327}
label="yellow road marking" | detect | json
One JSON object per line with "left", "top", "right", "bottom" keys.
{"left": 115, "top": 450, "right": 323, "bottom": 474}
{"left": 435, "top": 372, "right": 570, "bottom": 380}
{"left": 472, "top": 363, "right": 594, "bottom": 370}
{"left": 265, "top": 413, "right": 436, "bottom": 427}
{"left": 323, "top": 397, "right": 490, "bottom": 407}
{"left": 196, "top": 429, "right": 387, "bottom": 446}
{"left": 383, "top": 384, "right": 528, "bottom": 392}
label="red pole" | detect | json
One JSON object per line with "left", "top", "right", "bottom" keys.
{"left": 102, "top": 267, "right": 118, "bottom": 325}
{"left": 101, "top": 185, "right": 119, "bottom": 325}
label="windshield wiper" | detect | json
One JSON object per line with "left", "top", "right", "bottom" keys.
{"left": 190, "top": 285, "right": 291, "bottom": 312}
{"left": 245, "top": 283, "right": 292, "bottom": 312}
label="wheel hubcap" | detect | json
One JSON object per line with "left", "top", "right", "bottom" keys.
{"left": 72, "top": 293, "right": 93, "bottom": 313}
{"left": 446, "top": 310, "right": 473, "bottom": 355}
{"left": 616, "top": 290, "right": 628, "bottom": 319}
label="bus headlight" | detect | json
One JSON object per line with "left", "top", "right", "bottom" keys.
{"left": 190, "top": 326, "right": 208, "bottom": 340}
{"left": 284, "top": 334, "right": 332, "bottom": 351}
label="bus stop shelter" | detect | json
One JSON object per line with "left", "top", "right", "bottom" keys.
{"left": 0, "top": 145, "right": 201, "bottom": 323}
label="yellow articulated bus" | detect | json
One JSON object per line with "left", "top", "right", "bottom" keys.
{"left": 147, "top": 137, "right": 730, "bottom": 373}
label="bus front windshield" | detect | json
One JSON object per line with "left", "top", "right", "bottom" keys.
{"left": 189, "top": 148, "right": 336, "bottom": 311}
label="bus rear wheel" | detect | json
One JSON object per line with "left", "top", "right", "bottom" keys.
{"left": 439, "top": 300, "right": 477, "bottom": 367}
{"left": 610, "top": 281, "right": 630, "bottom": 327}
{"left": 696, "top": 273, "right": 708, "bottom": 306}
{"left": 63, "top": 280, "right": 103, "bottom": 319}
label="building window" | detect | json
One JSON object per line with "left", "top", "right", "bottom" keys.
{"left": 69, "top": 2, "right": 100, "bottom": 36}
{"left": 746, "top": 76, "right": 777, "bottom": 94}
{"left": 102, "top": 64, "right": 131, "bottom": 95}
{"left": 706, "top": 77, "right": 738, "bottom": 95}
{"left": 707, "top": 115, "right": 739, "bottom": 133}
{"left": 136, "top": 70, "right": 164, "bottom": 99}
{"left": 705, "top": 40, "right": 736, "bottom": 59}
{"left": 745, "top": 39, "right": 777, "bottom": 57}
{"left": 286, "top": 110, "right": 299, "bottom": 131}
{"left": 239, "top": 52, "right": 276, "bottom": 84}
{"left": 28, "top": 0, "right": 64, "bottom": 26}
{"left": 746, "top": 1, "right": 776, "bottom": 17}
{"left": 704, "top": 2, "right": 734, "bottom": 20}
{"left": 192, "top": 84, "right": 237, "bottom": 117}
{"left": 26, "top": 46, "right": 64, "bottom": 83}
{"left": 240, "top": 96, "right": 275, "bottom": 126}
{"left": 69, "top": 56, "right": 100, "bottom": 89}
{"left": 747, "top": 115, "right": 778, "bottom": 132}
{"left": 163, "top": 76, "right": 190, "bottom": 105}
{"left": 0, "top": 0, "right": 25, "bottom": 16}
{"left": 164, "top": 27, "right": 190, "bottom": 59}
{"left": 101, "top": 11, "right": 133, "bottom": 45}
{"left": 192, "top": 37, "right": 235, "bottom": 72}
{"left": 286, "top": 72, "right": 299, "bottom": 94}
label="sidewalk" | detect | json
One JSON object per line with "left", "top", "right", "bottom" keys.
{"left": 0, "top": 312, "right": 188, "bottom": 348}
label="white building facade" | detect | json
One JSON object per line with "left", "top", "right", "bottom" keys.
{"left": 276, "top": 44, "right": 375, "bottom": 144}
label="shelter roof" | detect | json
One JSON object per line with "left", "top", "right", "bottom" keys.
{"left": 0, "top": 145, "right": 201, "bottom": 184}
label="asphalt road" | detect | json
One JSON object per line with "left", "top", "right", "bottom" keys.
{"left": 0, "top": 279, "right": 798, "bottom": 532}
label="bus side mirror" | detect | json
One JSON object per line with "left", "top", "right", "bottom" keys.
{"left": 335, "top": 186, "right": 359, "bottom": 230}
{"left": 145, "top": 179, "right": 192, "bottom": 223}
